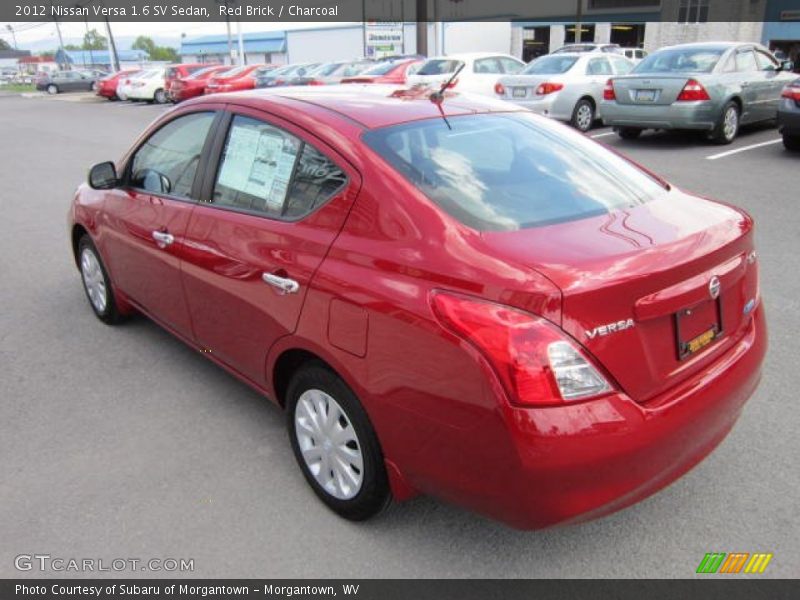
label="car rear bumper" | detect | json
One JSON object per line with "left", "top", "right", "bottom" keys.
{"left": 508, "top": 94, "right": 573, "bottom": 122}
{"left": 409, "top": 303, "right": 766, "bottom": 529}
{"left": 601, "top": 100, "right": 718, "bottom": 130}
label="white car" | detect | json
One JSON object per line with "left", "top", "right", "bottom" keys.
{"left": 496, "top": 52, "right": 635, "bottom": 132}
{"left": 119, "top": 68, "right": 167, "bottom": 103}
{"left": 407, "top": 52, "right": 525, "bottom": 96}
{"left": 620, "top": 47, "right": 648, "bottom": 63}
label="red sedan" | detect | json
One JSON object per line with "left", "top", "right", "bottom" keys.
{"left": 341, "top": 59, "right": 422, "bottom": 84}
{"left": 68, "top": 87, "right": 766, "bottom": 529}
{"left": 204, "top": 64, "right": 267, "bottom": 94}
{"left": 95, "top": 69, "right": 140, "bottom": 100}
{"left": 164, "top": 63, "right": 207, "bottom": 99}
{"left": 169, "top": 65, "right": 230, "bottom": 102}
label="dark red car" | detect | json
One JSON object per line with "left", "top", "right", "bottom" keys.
{"left": 341, "top": 59, "right": 422, "bottom": 84}
{"left": 95, "top": 69, "right": 140, "bottom": 100}
{"left": 164, "top": 63, "right": 206, "bottom": 98}
{"left": 169, "top": 65, "right": 230, "bottom": 102}
{"left": 204, "top": 64, "right": 268, "bottom": 94}
{"left": 69, "top": 87, "right": 766, "bottom": 529}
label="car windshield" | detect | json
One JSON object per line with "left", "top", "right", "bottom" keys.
{"left": 417, "top": 59, "right": 464, "bottom": 75}
{"left": 310, "top": 63, "right": 344, "bottom": 77}
{"left": 554, "top": 45, "right": 596, "bottom": 54}
{"left": 522, "top": 55, "right": 579, "bottom": 74}
{"left": 363, "top": 113, "right": 667, "bottom": 231}
{"left": 186, "top": 66, "right": 220, "bottom": 79}
{"left": 219, "top": 66, "right": 248, "bottom": 78}
{"left": 361, "top": 61, "right": 399, "bottom": 76}
{"left": 634, "top": 47, "right": 726, "bottom": 73}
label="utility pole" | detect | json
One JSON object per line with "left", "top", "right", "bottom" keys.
{"left": 5, "top": 25, "right": 17, "bottom": 49}
{"left": 236, "top": 19, "right": 245, "bottom": 66}
{"left": 416, "top": 0, "right": 428, "bottom": 56}
{"left": 104, "top": 18, "right": 120, "bottom": 72}
{"left": 575, "top": 0, "right": 583, "bottom": 43}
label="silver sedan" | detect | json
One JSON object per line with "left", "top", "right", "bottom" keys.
{"left": 495, "top": 52, "right": 636, "bottom": 132}
{"left": 601, "top": 42, "right": 796, "bottom": 144}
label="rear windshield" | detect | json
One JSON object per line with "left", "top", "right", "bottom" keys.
{"left": 522, "top": 55, "right": 579, "bottom": 75}
{"left": 186, "top": 66, "right": 220, "bottom": 80}
{"left": 363, "top": 113, "right": 667, "bottom": 231}
{"left": 634, "top": 47, "right": 726, "bottom": 73}
{"left": 417, "top": 59, "right": 464, "bottom": 75}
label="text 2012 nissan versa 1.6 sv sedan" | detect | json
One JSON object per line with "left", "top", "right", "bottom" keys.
{"left": 68, "top": 85, "right": 766, "bottom": 529}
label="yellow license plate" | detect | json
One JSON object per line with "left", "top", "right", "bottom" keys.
{"left": 686, "top": 328, "right": 717, "bottom": 355}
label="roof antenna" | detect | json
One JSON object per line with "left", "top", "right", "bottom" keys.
{"left": 429, "top": 62, "right": 464, "bottom": 104}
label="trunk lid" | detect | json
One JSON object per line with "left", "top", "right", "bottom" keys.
{"left": 611, "top": 74, "right": 696, "bottom": 106}
{"left": 480, "top": 191, "right": 759, "bottom": 403}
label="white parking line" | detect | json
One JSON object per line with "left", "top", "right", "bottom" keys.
{"left": 591, "top": 131, "right": 615, "bottom": 138}
{"left": 706, "top": 139, "right": 783, "bottom": 160}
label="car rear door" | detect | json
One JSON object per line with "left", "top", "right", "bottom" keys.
{"left": 179, "top": 107, "right": 361, "bottom": 387}
{"left": 733, "top": 47, "right": 766, "bottom": 122}
{"left": 469, "top": 57, "right": 505, "bottom": 95}
{"left": 100, "top": 109, "right": 221, "bottom": 336}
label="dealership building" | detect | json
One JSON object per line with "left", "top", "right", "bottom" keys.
{"left": 179, "top": 1, "right": 800, "bottom": 66}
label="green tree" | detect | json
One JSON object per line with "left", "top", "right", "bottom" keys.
{"left": 64, "top": 44, "right": 82, "bottom": 51}
{"left": 0, "top": 39, "right": 11, "bottom": 51}
{"left": 131, "top": 36, "right": 156, "bottom": 56}
{"left": 82, "top": 28, "right": 107, "bottom": 51}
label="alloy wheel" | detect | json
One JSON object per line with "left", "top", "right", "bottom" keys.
{"left": 723, "top": 106, "right": 738, "bottom": 142}
{"left": 575, "top": 103, "right": 594, "bottom": 132}
{"left": 80, "top": 247, "right": 107, "bottom": 314}
{"left": 294, "top": 388, "right": 364, "bottom": 500}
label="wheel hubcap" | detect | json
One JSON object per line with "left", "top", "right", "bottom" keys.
{"left": 723, "top": 108, "right": 738, "bottom": 140}
{"left": 294, "top": 389, "right": 363, "bottom": 500}
{"left": 80, "top": 248, "right": 107, "bottom": 314}
{"left": 576, "top": 105, "right": 593, "bottom": 130}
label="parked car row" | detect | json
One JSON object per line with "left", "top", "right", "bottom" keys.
{"left": 35, "top": 70, "right": 105, "bottom": 94}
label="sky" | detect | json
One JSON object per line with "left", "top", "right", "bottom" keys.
{"left": 0, "top": 21, "right": 347, "bottom": 52}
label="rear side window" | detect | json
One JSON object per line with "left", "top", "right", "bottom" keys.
{"left": 418, "top": 59, "right": 463, "bottom": 75}
{"left": 130, "top": 112, "right": 215, "bottom": 198}
{"left": 363, "top": 113, "right": 667, "bottom": 231}
{"left": 610, "top": 57, "right": 634, "bottom": 74}
{"left": 586, "top": 58, "right": 612, "bottom": 76}
{"left": 212, "top": 115, "right": 346, "bottom": 219}
{"left": 473, "top": 58, "right": 502, "bottom": 74}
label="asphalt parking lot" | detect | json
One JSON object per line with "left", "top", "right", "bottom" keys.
{"left": 1, "top": 91, "right": 798, "bottom": 579}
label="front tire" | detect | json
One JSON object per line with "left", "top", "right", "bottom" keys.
{"left": 78, "top": 236, "right": 121, "bottom": 325}
{"left": 286, "top": 363, "right": 390, "bottom": 521}
{"left": 571, "top": 98, "right": 595, "bottom": 133}
{"left": 783, "top": 132, "right": 800, "bottom": 151}
{"left": 711, "top": 101, "right": 740, "bottom": 145}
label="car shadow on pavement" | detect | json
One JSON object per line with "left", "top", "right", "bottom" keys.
{"left": 612, "top": 121, "right": 780, "bottom": 149}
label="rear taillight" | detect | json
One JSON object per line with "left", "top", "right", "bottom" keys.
{"left": 307, "top": 79, "right": 325, "bottom": 86}
{"left": 431, "top": 293, "right": 612, "bottom": 407}
{"left": 782, "top": 84, "right": 800, "bottom": 103}
{"left": 445, "top": 78, "right": 459, "bottom": 89}
{"left": 676, "top": 78, "right": 710, "bottom": 102}
{"left": 494, "top": 82, "right": 505, "bottom": 95}
{"left": 603, "top": 78, "right": 616, "bottom": 101}
{"left": 535, "top": 82, "right": 563, "bottom": 95}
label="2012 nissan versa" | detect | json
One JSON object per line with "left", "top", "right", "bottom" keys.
{"left": 68, "top": 85, "right": 766, "bottom": 528}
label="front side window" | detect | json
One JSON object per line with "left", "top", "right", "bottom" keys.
{"left": 755, "top": 49, "right": 779, "bottom": 70}
{"left": 130, "top": 112, "right": 215, "bottom": 197}
{"left": 212, "top": 115, "right": 346, "bottom": 219}
{"left": 363, "top": 113, "right": 667, "bottom": 232}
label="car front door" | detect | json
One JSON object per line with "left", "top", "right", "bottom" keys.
{"left": 100, "top": 109, "right": 219, "bottom": 337}
{"left": 756, "top": 48, "right": 794, "bottom": 114}
{"left": 179, "top": 108, "right": 361, "bottom": 386}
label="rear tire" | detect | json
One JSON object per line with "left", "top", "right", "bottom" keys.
{"left": 286, "top": 362, "right": 390, "bottom": 521}
{"left": 571, "top": 98, "right": 595, "bottom": 133}
{"left": 710, "top": 101, "right": 740, "bottom": 145}
{"left": 154, "top": 88, "right": 167, "bottom": 104}
{"left": 46, "top": 84, "right": 58, "bottom": 95}
{"left": 783, "top": 133, "right": 800, "bottom": 151}
{"left": 78, "top": 235, "right": 122, "bottom": 325}
{"left": 617, "top": 127, "right": 642, "bottom": 140}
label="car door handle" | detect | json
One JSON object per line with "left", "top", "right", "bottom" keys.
{"left": 151, "top": 230, "right": 174, "bottom": 248}
{"left": 262, "top": 272, "right": 300, "bottom": 295}
{"left": 741, "top": 82, "right": 750, "bottom": 88}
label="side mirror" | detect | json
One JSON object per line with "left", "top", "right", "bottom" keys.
{"left": 88, "top": 161, "right": 119, "bottom": 190}
{"left": 780, "top": 60, "right": 795, "bottom": 72}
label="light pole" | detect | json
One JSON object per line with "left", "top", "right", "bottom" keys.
{"left": 6, "top": 25, "right": 17, "bottom": 50}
